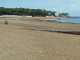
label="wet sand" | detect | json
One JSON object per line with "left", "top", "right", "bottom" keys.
{"left": 0, "top": 17, "right": 80, "bottom": 31}
{"left": 0, "top": 17, "right": 80, "bottom": 60}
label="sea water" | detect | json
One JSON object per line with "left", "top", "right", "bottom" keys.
{"left": 56, "top": 18, "right": 80, "bottom": 24}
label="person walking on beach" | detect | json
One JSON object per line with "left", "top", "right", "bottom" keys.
{"left": 4, "top": 20, "right": 8, "bottom": 28}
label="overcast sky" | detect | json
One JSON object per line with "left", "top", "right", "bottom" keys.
{"left": 0, "top": 0, "right": 80, "bottom": 16}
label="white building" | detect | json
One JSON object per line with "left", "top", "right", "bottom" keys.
{"left": 0, "top": 15, "right": 32, "bottom": 17}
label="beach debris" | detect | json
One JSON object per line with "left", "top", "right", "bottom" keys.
{"left": 40, "top": 29, "right": 80, "bottom": 35}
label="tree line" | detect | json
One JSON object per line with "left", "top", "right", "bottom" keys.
{"left": 59, "top": 13, "right": 69, "bottom": 17}
{"left": 0, "top": 7, "right": 69, "bottom": 17}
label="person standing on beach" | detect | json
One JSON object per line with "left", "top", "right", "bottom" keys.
{"left": 4, "top": 20, "right": 8, "bottom": 28}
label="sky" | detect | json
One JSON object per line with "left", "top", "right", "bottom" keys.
{"left": 0, "top": 0, "right": 80, "bottom": 16}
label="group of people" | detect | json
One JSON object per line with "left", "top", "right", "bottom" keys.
{"left": 4, "top": 20, "right": 8, "bottom": 28}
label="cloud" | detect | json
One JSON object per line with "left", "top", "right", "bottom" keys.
{"left": 52, "top": 8, "right": 56, "bottom": 11}
{"left": 69, "top": 5, "right": 75, "bottom": 11}
{"left": 58, "top": 7, "right": 65, "bottom": 11}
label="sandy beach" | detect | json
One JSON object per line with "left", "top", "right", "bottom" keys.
{"left": 0, "top": 17, "right": 80, "bottom": 31}
{"left": 0, "top": 17, "right": 80, "bottom": 60}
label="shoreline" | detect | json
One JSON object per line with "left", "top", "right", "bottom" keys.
{"left": 0, "top": 17, "right": 80, "bottom": 60}
{"left": 0, "top": 17, "right": 80, "bottom": 33}
{"left": 36, "top": 17, "right": 80, "bottom": 24}
{"left": 8, "top": 24, "right": 80, "bottom": 35}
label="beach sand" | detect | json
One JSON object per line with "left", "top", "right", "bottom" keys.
{"left": 0, "top": 17, "right": 80, "bottom": 31}
{"left": 0, "top": 17, "right": 80, "bottom": 60}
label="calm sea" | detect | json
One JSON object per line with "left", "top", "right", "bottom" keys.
{"left": 57, "top": 18, "right": 80, "bottom": 24}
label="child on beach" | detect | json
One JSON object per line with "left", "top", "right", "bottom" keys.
{"left": 4, "top": 20, "right": 8, "bottom": 28}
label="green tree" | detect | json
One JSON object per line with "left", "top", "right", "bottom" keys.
{"left": 0, "top": 7, "right": 58, "bottom": 17}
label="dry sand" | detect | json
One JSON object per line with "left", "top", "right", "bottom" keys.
{"left": 0, "top": 17, "right": 80, "bottom": 60}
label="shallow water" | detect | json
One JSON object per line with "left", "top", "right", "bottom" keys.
{"left": 6, "top": 18, "right": 80, "bottom": 35}
{"left": 56, "top": 18, "right": 80, "bottom": 24}
{"left": 7, "top": 24, "right": 80, "bottom": 35}
{"left": 8, "top": 24, "right": 80, "bottom": 32}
